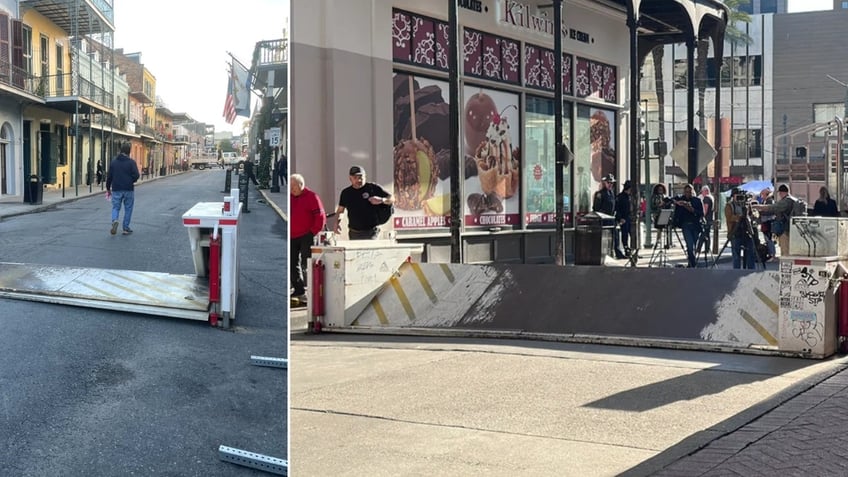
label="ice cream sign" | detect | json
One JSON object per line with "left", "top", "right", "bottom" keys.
{"left": 497, "top": 0, "right": 593, "bottom": 44}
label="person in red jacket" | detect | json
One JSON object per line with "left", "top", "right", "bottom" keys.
{"left": 290, "top": 173, "right": 326, "bottom": 301}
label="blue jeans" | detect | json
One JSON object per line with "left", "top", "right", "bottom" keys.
{"left": 731, "top": 236, "right": 756, "bottom": 269}
{"left": 111, "top": 190, "right": 135, "bottom": 230}
{"left": 681, "top": 222, "right": 701, "bottom": 267}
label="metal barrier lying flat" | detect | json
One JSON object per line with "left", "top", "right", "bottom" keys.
{"left": 0, "top": 262, "right": 209, "bottom": 321}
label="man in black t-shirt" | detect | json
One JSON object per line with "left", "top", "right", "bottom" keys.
{"left": 334, "top": 165, "right": 394, "bottom": 240}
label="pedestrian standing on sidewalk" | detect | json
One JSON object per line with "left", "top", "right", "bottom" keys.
{"left": 334, "top": 165, "right": 394, "bottom": 240}
{"left": 290, "top": 174, "right": 326, "bottom": 301}
{"left": 106, "top": 142, "right": 140, "bottom": 236}
{"left": 96, "top": 161, "right": 103, "bottom": 185}
{"left": 614, "top": 179, "right": 632, "bottom": 258}
{"left": 672, "top": 183, "right": 704, "bottom": 268}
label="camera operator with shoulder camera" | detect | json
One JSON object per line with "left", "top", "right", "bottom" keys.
{"left": 752, "top": 184, "right": 795, "bottom": 257}
{"left": 672, "top": 183, "right": 704, "bottom": 268}
{"left": 725, "top": 187, "right": 756, "bottom": 269}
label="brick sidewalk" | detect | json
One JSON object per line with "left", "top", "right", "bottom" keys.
{"left": 647, "top": 363, "right": 848, "bottom": 476}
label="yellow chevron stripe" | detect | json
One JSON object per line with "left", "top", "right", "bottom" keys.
{"left": 411, "top": 263, "right": 437, "bottom": 303}
{"left": 390, "top": 275, "right": 415, "bottom": 320}
{"left": 439, "top": 263, "right": 455, "bottom": 283}
{"left": 739, "top": 308, "right": 778, "bottom": 346}
{"left": 753, "top": 287, "right": 778, "bottom": 314}
{"left": 372, "top": 296, "right": 389, "bottom": 325}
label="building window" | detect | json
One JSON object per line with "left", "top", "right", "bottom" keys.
{"left": 574, "top": 104, "right": 616, "bottom": 214}
{"left": 22, "top": 25, "right": 31, "bottom": 75}
{"left": 39, "top": 34, "right": 47, "bottom": 76}
{"left": 524, "top": 95, "right": 573, "bottom": 225}
{"left": 675, "top": 56, "right": 763, "bottom": 89}
{"left": 813, "top": 103, "right": 843, "bottom": 136}
{"left": 760, "top": 0, "right": 778, "bottom": 13}
{"left": 55, "top": 44, "right": 63, "bottom": 93}
{"left": 732, "top": 129, "right": 762, "bottom": 160}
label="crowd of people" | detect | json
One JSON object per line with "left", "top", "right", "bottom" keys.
{"left": 287, "top": 158, "right": 844, "bottom": 300}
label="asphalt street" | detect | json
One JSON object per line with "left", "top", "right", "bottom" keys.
{"left": 0, "top": 170, "right": 287, "bottom": 476}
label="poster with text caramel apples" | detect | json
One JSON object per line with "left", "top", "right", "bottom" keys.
{"left": 463, "top": 85, "right": 520, "bottom": 227}
{"left": 392, "top": 72, "right": 452, "bottom": 229}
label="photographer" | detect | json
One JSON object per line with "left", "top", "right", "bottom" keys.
{"left": 725, "top": 187, "right": 755, "bottom": 269}
{"left": 672, "top": 184, "right": 704, "bottom": 268}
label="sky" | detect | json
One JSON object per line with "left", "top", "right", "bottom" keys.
{"left": 113, "top": 0, "right": 289, "bottom": 135}
{"left": 788, "top": 0, "right": 835, "bottom": 12}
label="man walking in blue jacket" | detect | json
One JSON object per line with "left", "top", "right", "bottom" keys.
{"left": 106, "top": 142, "right": 140, "bottom": 235}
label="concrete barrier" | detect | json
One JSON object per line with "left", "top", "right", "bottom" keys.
{"left": 343, "top": 262, "right": 802, "bottom": 355}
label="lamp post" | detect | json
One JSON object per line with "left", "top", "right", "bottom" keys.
{"left": 641, "top": 99, "right": 652, "bottom": 247}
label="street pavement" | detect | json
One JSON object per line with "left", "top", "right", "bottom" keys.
{"left": 0, "top": 170, "right": 288, "bottom": 475}
{"left": 289, "top": 226, "right": 848, "bottom": 476}
{"left": 28, "top": 181, "right": 848, "bottom": 476}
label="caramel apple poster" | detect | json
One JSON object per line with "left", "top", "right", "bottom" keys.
{"left": 463, "top": 86, "right": 520, "bottom": 227}
{"left": 392, "top": 72, "right": 451, "bottom": 229}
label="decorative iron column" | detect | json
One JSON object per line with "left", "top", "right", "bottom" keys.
{"left": 448, "top": 0, "right": 461, "bottom": 263}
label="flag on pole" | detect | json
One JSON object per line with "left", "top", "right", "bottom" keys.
{"left": 223, "top": 64, "right": 236, "bottom": 124}
{"left": 232, "top": 59, "right": 251, "bottom": 118}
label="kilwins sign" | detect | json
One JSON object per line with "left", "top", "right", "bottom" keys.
{"left": 498, "top": 0, "right": 592, "bottom": 45}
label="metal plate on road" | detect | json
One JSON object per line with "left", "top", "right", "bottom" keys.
{"left": 0, "top": 262, "right": 209, "bottom": 320}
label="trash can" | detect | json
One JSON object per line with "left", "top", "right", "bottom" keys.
{"left": 28, "top": 175, "right": 42, "bottom": 205}
{"left": 575, "top": 212, "right": 608, "bottom": 265}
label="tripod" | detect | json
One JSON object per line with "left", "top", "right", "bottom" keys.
{"left": 711, "top": 213, "right": 766, "bottom": 270}
{"left": 648, "top": 209, "right": 676, "bottom": 267}
{"left": 694, "top": 222, "right": 714, "bottom": 268}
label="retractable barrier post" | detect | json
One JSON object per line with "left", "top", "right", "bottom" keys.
{"left": 311, "top": 259, "right": 325, "bottom": 333}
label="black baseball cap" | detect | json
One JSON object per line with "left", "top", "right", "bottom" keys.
{"left": 349, "top": 165, "right": 365, "bottom": 176}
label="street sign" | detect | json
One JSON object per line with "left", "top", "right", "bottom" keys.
{"left": 668, "top": 129, "right": 716, "bottom": 178}
{"left": 268, "top": 127, "right": 281, "bottom": 147}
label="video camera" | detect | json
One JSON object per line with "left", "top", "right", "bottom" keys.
{"left": 733, "top": 191, "right": 755, "bottom": 203}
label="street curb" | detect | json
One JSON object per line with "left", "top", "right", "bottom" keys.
{"left": 259, "top": 189, "right": 288, "bottom": 222}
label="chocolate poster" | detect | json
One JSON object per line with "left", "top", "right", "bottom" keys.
{"left": 463, "top": 85, "right": 520, "bottom": 227}
{"left": 391, "top": 72, "right": 451, "bottom": 229}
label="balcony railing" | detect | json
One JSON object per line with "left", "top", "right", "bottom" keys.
{"left": 255, "top": 39, "right": 287, "bottom": 66}
{"left": 38, "top": 73, "right": 114, "bottom": 109}
{"left": 0, "top": 59, "right": 40, "bottom": 96}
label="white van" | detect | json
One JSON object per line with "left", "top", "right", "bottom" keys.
{"left": 221, "top": 152, "right": 239, "bottom": 165}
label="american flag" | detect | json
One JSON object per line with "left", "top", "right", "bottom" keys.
{"left": 223, "top": 65, "right": 236, "bottom": 124}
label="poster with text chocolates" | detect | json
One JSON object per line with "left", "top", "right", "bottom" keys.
{"left": 391, "top": 72, "right": 452, "bottom": 229}
{"left": 463, "top": 85, "right": 520, "bottom": 227}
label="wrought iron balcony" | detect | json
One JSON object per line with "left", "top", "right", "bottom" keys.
{"left": 251, "top": 39, "right": 287, "bottom": 92}
{"left": 0, "top": 59, "right": 42, "bottom": 99}
{"left": 20, "top": 0, "right": 115, "bottom": 35}
{"left": 37, "top": 72, "right": 114, "bottom": 113}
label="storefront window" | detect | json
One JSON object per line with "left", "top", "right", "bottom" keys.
{"left": 463, "top": 84, "right": 520, "bottom": 227}
{"left": 574, "top": 105, "right": 616, "bottom": 215}
{"left": 524, "top": 96, "right": 572, "bottom": 225}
